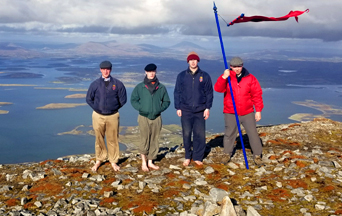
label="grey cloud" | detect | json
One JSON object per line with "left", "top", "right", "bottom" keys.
{"left": 0, "top": 0, "right": 342, "bottom": 42}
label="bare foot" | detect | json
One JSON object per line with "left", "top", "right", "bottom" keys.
{"left": 141, "top": 154, "right": 149, "bottom": 171}
{"left": 111, "top": 162, "right": 120, "bottom": 171}
{"left": 194, "top": 160, "right": 203, "bottom": 166}
{"left": 148, "top": 163, "right": 160, "bottom": 170}
{"left": 91, "top": 160, "right": 102, "bottom": 172}
{"left": 183, "top": 159, "right": 191, "bottom": 167}
{"left": 142, "top": 164, "right": 149, "bottom": 172}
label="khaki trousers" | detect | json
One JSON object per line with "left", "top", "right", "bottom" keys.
{"left": 92, "top": 111, "right": 120, "bottom": 163}
{"left": 138, "top": 115, "right": 162, "bottom": 160}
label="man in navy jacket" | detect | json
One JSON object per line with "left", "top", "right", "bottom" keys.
{"left": 174, "top": 52, "right": 213, "bottom": 166}
{"left": 86, "top": 60, "right": 127, "bottom": 172}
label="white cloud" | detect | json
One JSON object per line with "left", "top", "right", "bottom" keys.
{"left": 1, "top": 0, "right": 342, "bottom": 42}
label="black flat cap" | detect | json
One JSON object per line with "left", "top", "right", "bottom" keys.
{"left": 144, "top": 63, "right": 157, "bottom": 71}
{"left": 99, "top": 60, "right": 112, "bottom": 69}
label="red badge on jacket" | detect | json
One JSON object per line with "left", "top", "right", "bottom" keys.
{"left": 112, "top": 85, "right": 116, "bottom": 90}
{"left": 199, "top": 76, "right": 203, "bottom": 82}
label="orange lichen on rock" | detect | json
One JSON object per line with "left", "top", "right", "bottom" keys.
{"left": 288, "top": 141, "right": 301, "bottom": 146}
{"left": 266, "top": 139, "right": 284, "bottom": 145}
{"left": 288, "top": 123, "right": 301, "bottom": 128}
{"left": 163, "top": 189, "right": 183, "bottom": 198}
{"left": 100, "top": 197, "right": 116, "bottom": 206}
{"left": 60, "top": 168, "right": 87, "bottom": 175}
{"left": 287, "top": 179, "right": 308, "bottom": 189}
{"left": 281, "top": 150, "right": 294, "bottom": 156}
{"left": 210, "top": 164, "right": 227, "bottom": 172}
{"left": 39, "top": 159, "right": 63, "bottom": 166}
{"left": 166, "top": 173, "right": 177, "bottom": 179}
{"left": 103, "top": 177, "right": 116, "bottom": 184}
{"left": 323, "top": 185, "right": 335, "bottom": 192}
{"left": 335, "top": 209, "right": 342, "bottom": 215}
{"left": 295, "top": 160, "right": 307, "bottom": 168}
{"left": 261, "top": 174, "right": 280, "bottom": 181}
{"left": 29, "top": 182, "right": 64, "bottom": 196}
{"left": 215, "top": 183, "right": 229, "bottom": 191}
{"left": 290, "top": 155, "right": 307, "bottom": 159}
{"left": 268, "top": 155, "right": 279, "bottom": 160}
{"left": 23, "top": 202, "right": 34, "bottom": 209}
{"left": 99, "top": 187, "right": 113, "bottom": 194}
{"left": 207, "top": 172, "right": 223, "bottom": 181}
{"left": 124, "top": 194, "right": 159, "bottom": 214}
{"left": 267, "top": 139, "right": 301, "bottom": 146}
{"left": 259, "top": 132, "right": 268, "bottom": 137}
{"left": 166, "top": 180, "right": 189, "bottom": 187}
{"left": 5, "top": 198, "right": 18, "bottom": 207}
{"left": 267, "top": 189, "right": 291, "bottom": 202}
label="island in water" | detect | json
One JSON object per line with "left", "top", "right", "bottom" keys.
{"left": 36, "top": 103, "right": 87, "bottom": 109}
{"left": 0, "top": 102, "right": 13, "bottom": 114}
{"left": 289, "top": 100, "right": 342, "bottom": 121}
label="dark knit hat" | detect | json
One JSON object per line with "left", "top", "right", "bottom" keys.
{"left": 99, "top": 60, "right": 112, "bottom": 69}
{"left": 144, "top": 63, "right": 157, "bottom": 71}
{"left": 229, "top": 57, "right": 243, "bottom": 67}
{"left": 187, "top": 51, "right": 200, "bottom": 62}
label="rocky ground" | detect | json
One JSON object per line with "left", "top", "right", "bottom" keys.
{"left": 1, "top": 118, "right": 342, "bottom": 216}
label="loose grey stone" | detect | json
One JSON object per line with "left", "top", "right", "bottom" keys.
{"left": 51, "top": 168, "right": 62, "bottom": 176}
{"left": 209, "top": 188, "right": 230, "bottom": 203}
{"left": 123, "top": 167, "right": 138, "bottom": 173}
{"left": 203, "top": 201, "right": 220, "bottom": 216}
{"left": 0, "top": 185, "right": 13, "bottom": 193}
{"left": 333, "top": 161, "right": 341, "bottom": 168}
{"left": 246, "top": 206, "right": 261, "bottom": 216}
{"left": 184, "top": 195, "right": 196, "bottom": 202}
{"left": 29, "top": 172, "right": 46, "bottom": 181}
{"left": 139, "top": 181, "right": 147, "bottom": 190}
{"left": 315, "top": 204, "right": 325, "bottom": 210}
{"left": 20, "top": 210, "right": 33, "bottom": 216}
{"left": 204, "top": 166, "right": 215, "bottom": 174}
{"left": 169, "top": 165, "right": 182, "bottom": 170}
{"left": 304, "top": 194, "right": 314, "bottom": 202}
{"left": 194, "top": 178, "right": 207, "bottom": 186}
{"left": 228, "top": 162, "right": 239, "bottom": 169}
{"left": 111, "top": 180, "right": 122, "bottom": 187}
{"left": 144, "top": 176, "right": 166, "bottom": 184}
{"left": 227, "top": 169, "right": 236, "bottom": 175}
{"left": 34, "top": 201, "right": 42, "bottom": 208}
{"left": 21, "top": 197, "right": 28, "bottom": 205}
{"left": 220, "top": 196, "right": 237, "bottom": 216}
{"left": 6, "top": 174, "right": 17, "bottom": 182}
{"left": 183, "top": 183, "right": 191, "bottom": 190}
{"left": 104, "top": 191, "right": 113, "bottom": 198}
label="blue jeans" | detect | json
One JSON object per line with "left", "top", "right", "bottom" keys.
{"left": 181, "top": 110, "right": 206, "bottom": 161}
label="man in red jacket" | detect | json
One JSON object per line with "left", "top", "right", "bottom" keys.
{"left": 214, "top": 57, "right": 264, "bottom": 166}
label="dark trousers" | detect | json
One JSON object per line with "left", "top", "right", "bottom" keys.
{"left": 223, "top": 112, "right": 262, "bottom": 157}
{"left": 181, "top": 110, "right": 206, "bottom": 161}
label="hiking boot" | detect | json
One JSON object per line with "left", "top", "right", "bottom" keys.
{"left": 220, "top": 154, "right": 231, "bottom": 165}
{"left": 254, "top": 155, "right": 264, "bottom": 166}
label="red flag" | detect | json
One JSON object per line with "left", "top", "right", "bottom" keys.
{"left": 228, "top": 9, "right": 309, "bottom": 26}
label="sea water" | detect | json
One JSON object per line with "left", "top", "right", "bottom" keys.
{"left": 0, "top": 57, "right": 341, "bottom": 164}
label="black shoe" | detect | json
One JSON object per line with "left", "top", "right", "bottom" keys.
{"left": 254, "top": 155, "right": 264, "bottom": 166}
{"left": 221, "top": 154, "right": 231, "bottom": 165}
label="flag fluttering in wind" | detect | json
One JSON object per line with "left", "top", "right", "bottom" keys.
{"left": 228, "top": 9, "right": 309, "bottom": 26}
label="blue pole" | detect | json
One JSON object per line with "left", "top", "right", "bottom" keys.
{"left": 213, "top": 2, "right": 249, "bottom": 169}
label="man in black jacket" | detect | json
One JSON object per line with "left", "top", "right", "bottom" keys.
{"left": 174, "top": 52, "right": 213, "bottom": 166}
{"left": 86, "top": 60, "right": 127, "bottom": 172}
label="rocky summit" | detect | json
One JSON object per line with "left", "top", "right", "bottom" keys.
{"left": 1, "top": 118, "right": 342, "bottom": 216}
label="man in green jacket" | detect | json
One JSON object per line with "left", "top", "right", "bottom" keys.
{"left": 131, "top": 63, "right": 171, "bottom": 171}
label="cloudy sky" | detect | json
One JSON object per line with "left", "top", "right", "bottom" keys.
{"left": 1, "top": 0, "right": 342, "bottom": 49}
